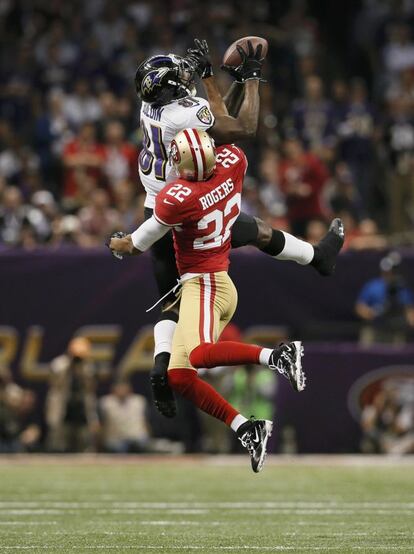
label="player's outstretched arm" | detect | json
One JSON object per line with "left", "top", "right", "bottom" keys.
{"left": 210, "top": 79, "right": 260, "bottom": 143}
{"left": 187, "top": 39, "right": 228, "bottom": 117}
{"left": 108, "top": 233, "right": 139, "bottom": 257}
{"left": 108, "top": 217, "right": 170, "bottom": 259}
{"left": 187, "top": 39, "right": 263, "bottom": 143}
{"left": 187, "top": 38, "right": 245, "bottom": 117}
{"left": 222, "top": 81, "right": 245, "bottom": 117}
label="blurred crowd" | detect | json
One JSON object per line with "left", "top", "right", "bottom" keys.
{"left": 0, "top": 333, "right": 279, "bottom": 454}
{"left": 0, "top": 0, "right": 413, "bottom": 250}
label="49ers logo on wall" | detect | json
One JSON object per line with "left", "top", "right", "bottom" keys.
{"left": 347, "top": 365, "right": 414, "bottom": 421}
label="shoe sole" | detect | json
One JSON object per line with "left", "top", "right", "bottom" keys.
{"left": 150, "top": 375, "right": 177, "bottom": 418}
{"left": 290, "top": 341, "right": 306, "bottom": 392}
{"left": 254, "top": 420, "right": 273, "bottom": 473}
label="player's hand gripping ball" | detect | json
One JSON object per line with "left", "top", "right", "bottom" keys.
{"left": 222, "top": 36, "right": 268, "bottom": 82}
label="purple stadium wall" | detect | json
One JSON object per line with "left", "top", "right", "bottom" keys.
{"left": 1, "top": 247, "right": 414, "bottom": 452}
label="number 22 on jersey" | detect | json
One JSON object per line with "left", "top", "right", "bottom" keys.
{"left": 194, "top": 193, "right": 241, "bottom": 251}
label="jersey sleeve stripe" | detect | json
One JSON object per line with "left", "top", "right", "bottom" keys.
{"left": 153, "top": 211, "right": 182, "bottom": 227}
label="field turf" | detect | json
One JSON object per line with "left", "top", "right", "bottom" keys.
{"left": 0, "top": 455, "right": 413, "bottom": 553}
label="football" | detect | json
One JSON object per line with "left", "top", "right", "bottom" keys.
{"left": 222, "top": 35, "right": 268, "bottom": 67}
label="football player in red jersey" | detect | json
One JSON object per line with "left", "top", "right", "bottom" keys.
{"left": 135, "top": 40, "right": 344, "bottom": 422}
{"left": 109, "top": 129, "right": 308, "bottom": 472}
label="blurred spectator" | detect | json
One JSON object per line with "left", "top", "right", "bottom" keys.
{"left": 0, "top": 134, "right": 40, "bottom": 186}
{"left": 258, "top": 148, "right": 286, "bottom": 218}
{"left": 346, "top": 218, "right": 388, "bottom": 251}
{"left": 50, "top": 214, "right": 84, "bottom": 247}
{"left": 325, "top": 162, "right": 360, "bottom": 219}
{"left": 355, "top": 252, "right": 414, "bottom": 344}
{"left": 383, "top": 96, "right": 414, "bottom": 234}
{"left": 336, "top": 79, "right": 377, "bottom": 216}
{"left": 45, "top": 337, "right": 98, "bottom": 452}
{"left": 99, "top": 380, "right": 150, "bottom": 453}
{"left": 279, "top": 0, "right": 319, "bottom": 58}
{"left": 78, "top": 188, "right": 121, "bottom": 246}
{"left": 0, "top": 375, "right": 41, "bottom": 453}
{"left": 102, "top": 121, "right": 138, "bottom": 188}
{"left": 278, "top": 137, "right": 329, "bottom": 236}
{"left": 113, "top": 179, "right": 144, "bottom": 232}
{"left": 383, "top": 23, "right": 414, "bottom": 81}
{"left": 34, "top": 89, "right": 72, "bottom": 188}
{"left": 62, "top": 79, "right": 102, "bottom": 129}
{"left": 0, "top": 186, "right": 26, "bottom": 245}
{"left": 305, "top": 218, "right": 328, "bottom": 244}
{"left": 0, "top": 186, "right": 51, "bottom": 246}
{"left": 386, "top": 68, "right": 414, "bottom": 110}
{"left": 62, "top": 122, "right": 105, "bottom": 198}
{"left": 288, "top": 75, "right": 336, "bottom": 157}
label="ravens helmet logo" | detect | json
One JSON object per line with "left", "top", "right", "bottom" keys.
{"left": 141, "top": 68, "right": 170, "bottom": 97}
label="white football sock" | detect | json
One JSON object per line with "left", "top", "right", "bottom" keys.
{"left": 259, "top": 348, "right": 273, "bottom": 366}
{"left": 153, "top": 319, "right": 176, "bottom": 357}
{"left": 275, "top": 231, "right": 314, "bottom": 265}
{"left": 230, "top": 414, "right": 248, "bottom": 432}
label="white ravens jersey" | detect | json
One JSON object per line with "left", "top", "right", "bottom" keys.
{"left": 139, "top": 96, "right": 215, "bottom": 208}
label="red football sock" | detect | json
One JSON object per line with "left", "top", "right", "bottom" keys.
{"left": 168, "top": 368, "right": 239, "bottom": 426}
{"left": 189, "top": 341, "right": 261, "bottom": 369}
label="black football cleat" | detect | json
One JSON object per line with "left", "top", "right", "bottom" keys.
{"left": 269, "top": 341, "right": 305, "bottom": 392}
{"left": 237, "top": 417, "right": 273, "bottom": 473}
{"left": 311, "top": 218, "right": 345, "bottom": 276}
{"left": 150, "top": 353, "right": 177, "bottom": 418}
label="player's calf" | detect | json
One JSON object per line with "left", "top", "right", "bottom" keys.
{"left": 150, "top": 311, "right": 179, "bottom": 418}
{"left": 150, "top": 353, "right": 177, "bottom": 418}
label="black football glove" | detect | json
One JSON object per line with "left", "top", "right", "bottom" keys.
{"left": 107, "top": 231, "right": 127, "bottom": 260}
{"left": 223, "top": 40, "right": 265, "bottom": 82}
{"left": 187, "top": 38, "right": 213, "bottom": 79}
{"left": 220, "top": 63, "right": 245, "bottom": 83}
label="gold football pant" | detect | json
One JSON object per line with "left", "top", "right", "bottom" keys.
{"left": 168, "top": 271, "right": 238, "bottom": 371}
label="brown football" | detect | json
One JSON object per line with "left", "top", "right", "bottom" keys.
{"left": 222, "top": 36, "right": 268, "bottom": 67}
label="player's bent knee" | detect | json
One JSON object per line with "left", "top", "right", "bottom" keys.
{"left": 168, "top": 368, "right": 197, "bottom": 395}
{"left": 255, "top": 217, "right": 273, "bottom": 249}
{"left": 189, "top": 344, "right": 210, "bottom": 368}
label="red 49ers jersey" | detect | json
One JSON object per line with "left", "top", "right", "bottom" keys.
{"left": 154, "top": 144, "right": 247, "bottom": 276}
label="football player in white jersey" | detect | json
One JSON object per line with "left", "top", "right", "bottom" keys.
{"left": 132, "top": 41, "right": 344, "bottom": 418}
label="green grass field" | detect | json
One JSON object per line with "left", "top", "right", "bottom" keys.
{"left": 0, "top": 456, "right": 413, "bottom": 553}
